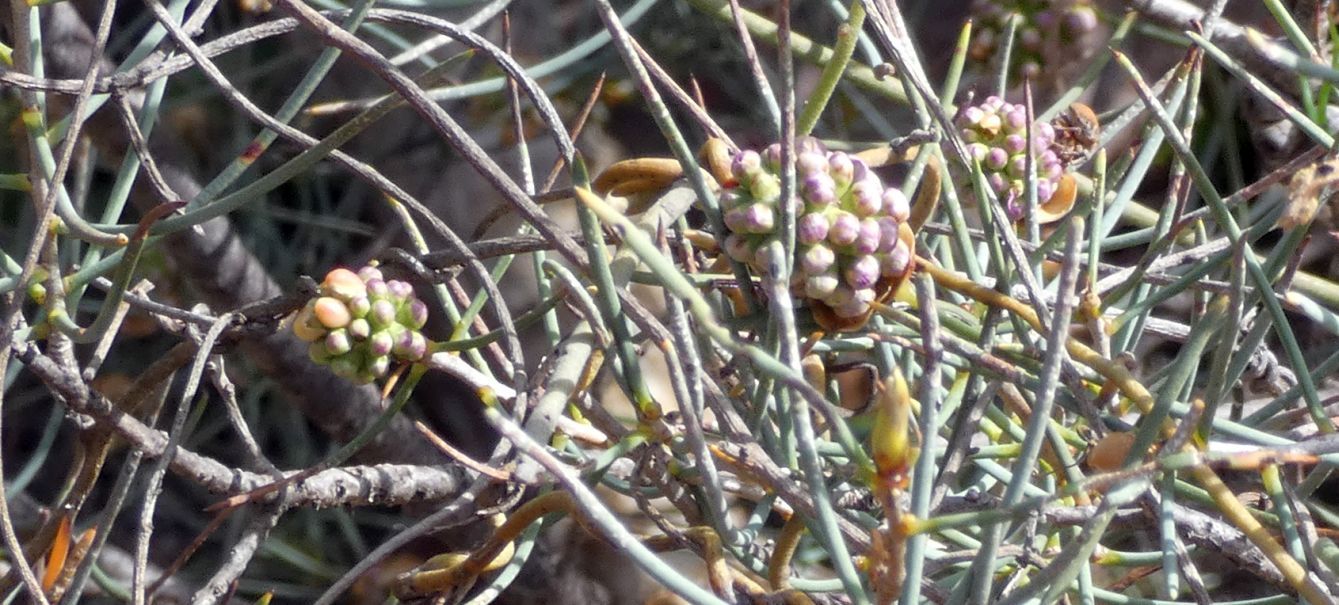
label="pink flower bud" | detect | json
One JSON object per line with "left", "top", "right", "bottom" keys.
{"left": 742, "top": 203, "right": 775, "bottom": 233}
{"left": 325, "top": 329, "right": 352, "bottom": 355}
{"left": 357, "top": 266, "right": 384, "bottom": 283}
{"left": 850, "top": 180, "right": 883, "bottom": 216}
{"left": 801, "top": 244, "right": 835, "bottom": 275}
{"left": 798, "top": 213, "right": 831, "bottom": 245}
{"left": 732, "top": 150, "right": 762, "bottom": 182}
{"left": 884, "top": 189, "right": 910, "bottom": 222}
{"left": 856, "top": 218, "right": 882, "bottom": 255}
{"left": 828, "top": 212, "right": 860, "bottom": 246}
{"left": 828, "top": 152, "right": 854, "bottom": 184}
{"left": 882, "top": 241, "right": 912, "bottom": 277}
{"left": 370, "top": 299, "right": 397, "bottom": 328}
{"left": 348, "top": 318, "right": 371, "bottom": 340}
{"left": 845, "top": 255, "right": 881, "bottom": 289}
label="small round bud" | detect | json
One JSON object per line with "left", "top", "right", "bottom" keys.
{"left": 348, "top": 318, "right": 371, "bottom": 340}
{"left": 828, "top": 152, "right": 854, "bottom": 184}
{"left": 369, "top": 330, "right": 394, "bottom": 357}
{"left": 325, "top": 329, "right": 353, "bottom": 355}
{"left": 370, "top": 299, "right": 397, "bottom": 328}
{"left": 801, "top": 244, "right": 836, "bottom": 275}
{"left": 850, "top": 180, "right": 883, "bottom": 216}
{"left": 805, "top": 273, "right": 840, "bottom": 299}
{"left": 798, "top": 213, "right": 831, "bottom": 245}
{"left": 884, "top": 189, "right": 910, "bottom": 222}
{"left": 402, "top": 299, "right": 429, "bottom": 330}
{"left": 742, "top": 203, "right": 775, "bottom": 233}
{"left": 845, "top": 255, "right": 881, "bottom": 290}
{"left": 732, "top": 150, "right": 762, "bottom": 182}
{"left": 882, "top": 241, "right": 912, "bottom": 277}
{"left": 357, "top": 265, "right": 384, "bottom": 283}
{"left": 855, "top": 218, "right": 882, "bottom": 255}
{"left": 368, "top": 355, "right": 392, "bottom": 378}
{"left": 347, "top": 296, "right": 371, "bottom": 319}
{"left": 828, "top": 212, "right": 860, "bottom": 246}
{"left": 387, "top": 280, "right": 414, "bottom": 300}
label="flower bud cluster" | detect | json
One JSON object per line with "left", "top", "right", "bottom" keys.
{"left": 968, "top": 0, "right": 1100, "bottom": 82}
{"left": 292, "top": 266, "right": 430, "bottom": 384}
{"left": 721, "top": 141, "right": 913, "bottom": 321}
{"left": 956, "top": 95, "right": 1065, "bottom": 220}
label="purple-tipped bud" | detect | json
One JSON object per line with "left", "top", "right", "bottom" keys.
{"left": 986, "top": 147, "right": 1010, "bottom": 170}
{"left": 1038, "top": 180, "right": 1057, "bottom": 203}
{"left": 1004, "top": 134, "right": 1027, "bottom": 154}
{"left": 878, "top": 217, "right": 902, "bottom": 253}
{"left": 1033, "top": 123, "right": 1056, "bottom": 149}
{"left": 347, "top": 296, "right": 371, "bottom": 319}
{"left": 797, "top": 151, "right": 827, "bottom": 175}
{"left": 368, "top": 355, "right": 391, "bottom": 378}
{"left": 801, "top": 244, "right": 836, "bottom": 275}
{"left": 724, "top": 207, "right": 749, "bottom": 232}
{"left": 984, "top": 96, "right": 1005, "bottom": 111}
{"left": 370, "top": 299, "right": 397, "bottom": 328}
{"left": 402, "top": 299, "right": 429, "bottom": 330}
{"left": 742, "top": 203, "right": 775, "bottom": 233}
{"left": 325, "top": 329, "right": 353, "bottom": 355}
{"left": 762, "top": 144, "right": 783, "bottom": 172}
{"left": 1005, "top": 107, "right": 1027, "bottom": 131}
{"left": 882, "top": 241, "right": 912, "bottom": 277}
{"left": 369, "top": 330, "right": 394, "bottom": 357}
{"left": 365, "top": 278, "right": 389, "bottom": 299}
{"left": 968, "top": 143, "right": 990, "bottom": 163}
{"left": 802, "top": 173, "right": 837, "bottom": 206}
{"left": 828, "top": 153, "right": 855, "bottom": 184}
{"left": 828, "top": 212, "right": 860, "bottom": 246}
{"left": 387, "top": 280, "right": 414, "bottom": 300}
{"left": 856, "top": 218, "right": 882, "bottom": 255}
{"left": 357, "top": 266, "right": 384, "bottom": 283}
{"left": 393, "top": 330, "right": 422, "bottom": 360}
{"left": 850, "top": 180, "right": 883, "bottom": 216}
{"left": 961, "top": 106, "right": 985, "bottom": 126}
{"left": 798, "top": 213, "right": 831, "bottom": 245}
{"left": 348, "top": 318, "right": 371, "bottom": 340}
{"left": 1008, "top": 156, "right": 1028, "bottom": 179}
{"left": 988, "top": 173, "right": 1009, "bottom": 195}
{"left": 805, "top": 273, "right": 840, "bottom": 299}
{"left": 732, "top": 150, "right": 762, "bottom": 182}
{"left": 851, "top": 157, "right": 871, "bottom": 183}
{"left": 884, "top": 189, "right": 910, "bottom": 222}
{"left": 845, "top": 255, "right": 881, "bottom": 290}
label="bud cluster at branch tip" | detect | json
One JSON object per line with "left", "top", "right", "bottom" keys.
{"left": 292, "top": 266, "right": 430, "bottom": 384}
{"left": 720, "top": 139, "right": 915, "bottom": 329}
